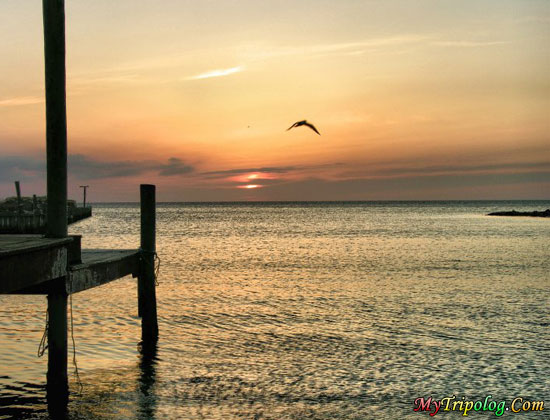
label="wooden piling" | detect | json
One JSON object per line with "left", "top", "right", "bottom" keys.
{"left": 80, "top": 185, "right": 89, "bottom": 208}
{"left": 15, "top": 181, "right": 23, "bottom": 231}
{"left": 46, "top": 284, "right": 69, "bottom": 410}
{"left": 43, "top": 0, "right": 68, "bottom": 239}
{"left": 43, "top": 0, "right": 69, "bottom": 410}
{"left": 139, "top": 184, "right": 159, "bottom": 344}
{"left": 15, "top": 181, "right": 22, "bottom": 214}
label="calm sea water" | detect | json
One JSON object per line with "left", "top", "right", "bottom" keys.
{"left": 0, "top": 201, "right": 549, "bottom": 419}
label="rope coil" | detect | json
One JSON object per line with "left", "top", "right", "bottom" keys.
{"left": 37, "top": 281, "right": 83, "bottom": 394}
{"left": 139, "top": 249, "right": 161, "bottom": 286}
{"left": 69, "top": 279, "right": 83, "bottom": 394}
{"left": 37, "top": 310, "right": 48, "bottom": 358}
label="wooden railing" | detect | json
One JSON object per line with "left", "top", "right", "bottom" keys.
{"left": 0, "top": 207, "right": 92, "bottom": 234}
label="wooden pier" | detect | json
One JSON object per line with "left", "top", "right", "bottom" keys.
{"left": 0, "top": 238, "right": 141, "bottom": 296}
{"left": 0, "top": 0, "right": 158, "bottom": 416}
{"left": 0, "top": 186, "right": 158, "bottom": 414}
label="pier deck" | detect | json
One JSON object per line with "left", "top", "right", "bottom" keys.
{"left": 69, "top": 249, "right": 140, "bottom": 294}
{"left": 0, "top": 235, "right": 74, "bottom": 294}
{"left": 0, "top": 235, "right": 140, "bottom": 295}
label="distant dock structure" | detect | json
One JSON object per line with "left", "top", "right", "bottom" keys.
{"left": 0, "top": 186, "right": 92, "bottom": 233}
{"left": 0, "top": 0, "right": 158, "bottom": 416}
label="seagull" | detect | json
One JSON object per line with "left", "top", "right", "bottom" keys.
{"left": 286, "top": 120, "right": 321, "bottom": 135}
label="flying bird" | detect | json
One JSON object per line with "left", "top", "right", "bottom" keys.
{"left": 286, "top": 120, "right": 321, "bottom": 135}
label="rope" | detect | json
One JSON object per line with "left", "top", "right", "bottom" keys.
{"left": 69, "top": 281, "right": 83, "bottom": 394}
{"left": 140, "top": 249, "right": 161, "bottom": 286}
{"left": 36, "top": 249, "right": 161, "bottom": 391}
{"left": 37, "top": 309, "right": 48, "bottom": 357}
{"left": 154, "top": 252, "right": 161, "bottom": 286}
{"left": 38, "top": 282, "right": 84, "bottom": 393}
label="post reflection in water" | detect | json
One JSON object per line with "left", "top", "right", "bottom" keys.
{"left": 137, "top": 341, "right": 159, "bottom": 420}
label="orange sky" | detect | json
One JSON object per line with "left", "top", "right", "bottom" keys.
{"left": 1, "top": 0, "right": 549, "bottom": 201}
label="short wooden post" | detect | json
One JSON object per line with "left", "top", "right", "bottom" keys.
{"left": 139, "top": 184, "right": 159, "bottom": 344}
{"left": 15, "top": 181, "right": 23, "bottom": 232}
{"left": 46, "top": 284, "right": 69, "bottom": 412}
{"left": 80, "top": 185, "right": 89, "bottom": 208}
{"left": 15, "top": 181, "right": 22, "bottom": 212}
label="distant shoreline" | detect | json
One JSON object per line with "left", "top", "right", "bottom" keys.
{"left": 83, "top": 199, "right": 550, "bottom": 205}
{"left": 488, "top": 209, "right": 550, "bottom": 218}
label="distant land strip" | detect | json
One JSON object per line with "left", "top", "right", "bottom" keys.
{"left": 488, "top": 209, "right": 550, "bottom": 218}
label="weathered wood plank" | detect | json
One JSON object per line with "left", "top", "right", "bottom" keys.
{"left": 5, "top": 249, "right": 140, "bottom": 295}
{"left": 68, "top": 249, "right": 140, "bottom": 294}
{"left": 0, "top": 235, "right": 72, "bottom": 256}
{"left": 0, "top": 236, "right": 72, "bottom": 294}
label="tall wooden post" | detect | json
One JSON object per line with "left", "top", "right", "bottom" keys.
{"left": 43, "top": 0, "right": 68, "bottom": 239}
{"left": 47, "top": 284, "right": 68, "bottom": 411}
{"left": 43, "top": 0, "right": 69, "bottom": 412}
{"left": 139, "top": 184, "right": 159, "bottom": 344}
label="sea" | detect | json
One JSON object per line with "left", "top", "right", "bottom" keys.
{"left": 0, "top": 201, "right": 549, "bottom": 419}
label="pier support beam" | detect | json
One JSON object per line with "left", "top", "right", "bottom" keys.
{"left": 43, "top": 0, "right": 68, "bottom": 239}
{"left": 139, "top": 184, "right": 159, "bottom": 345}
{"left": 43, "top": 0, "right": 69, "bottom": 413}
{"left": 46, "top": 285, "right": 68, "bottom": 414}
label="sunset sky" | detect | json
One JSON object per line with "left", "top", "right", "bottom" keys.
{"left": 1, "top": 0, "right": 549, "bottom": 201}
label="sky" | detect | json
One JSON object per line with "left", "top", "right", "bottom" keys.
{"left": 1, "top": 0, "right": 549, "bottom": 201}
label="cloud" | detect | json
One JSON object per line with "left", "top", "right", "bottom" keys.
{"left": 69, "top": 154, "right": 195, "bottom": 179}
{"left": 68, "top": 154, "right": 145, "bottom": 179}
{"left": 201, "top": 163, "right": 345, "bottom": 179}
{"left": 0, "top": 154, "right": 195, "bottom": 183}
{"left": 241, "top": 34, "right": 511, "bottom": 63}
{"left": 246, "top": 171, "right": 550, "bottom": 200}
{"left": 244, "top": 35, "right": 431, "bottom": 60}
{"left": 186, "top": 66, "right": 243, "bottom": 80}
{"left": 366, "top": 161, "right": 550, "bottom": 178}
{"left": 431, "top": 40, "right": 509, "bottom": 48}
{"left": 0, "top": 96, "right": 44, "bottom": 107}
{"left": 157, "top": 157, "right": 194, "bottom": 176}
{"left": 68, "top": 73, "right": 143, "bottom": 89}
{"left": 202, "top": 165, "right": 299, "bottom": 177}
{"left": 0, "top": 156, "right": 45, "bottom": 182}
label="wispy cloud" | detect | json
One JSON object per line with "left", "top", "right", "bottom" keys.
{"left": 186, "top": 66, "right": 243, "bottom": 80}
{"left": 201, "top": 163, "right": 344, "bottom": 179}
{"left": 0, "top": 155, "right": 195, "bottom": 182}
{"left": 350, "top": 161, "right": 550, "bottom": 179}
{"left": 432, "top": 40, "right": 509, "bottom": 48}
{"left": 202, "top": 165, "right": 299, "bottom": 177}
{"left": 157, "top": 157, "right": 194, "bottom": 176}
{"left": 68, "top": 73, "right": 143, "bottom": 88}
{"left": 244, "top": 35, "right": 431, "bottom": 60}
{"left": 69, "top": 155, "right": 195, "bottom": 179}
{"left": 240, "top": 34, "right": 512, "bottom": 62}
{"left": 0, "top": 156, "right": 45, "bottom": 182}
{"left": 0, "top": 96, "right": 44, "bottom": 107}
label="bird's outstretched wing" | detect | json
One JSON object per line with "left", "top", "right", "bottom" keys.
{"left": 286, "top": 122, "right": 298, "bottom": 131}
{"left": 304, "top": 122, "right": 321, "bottom": 135}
